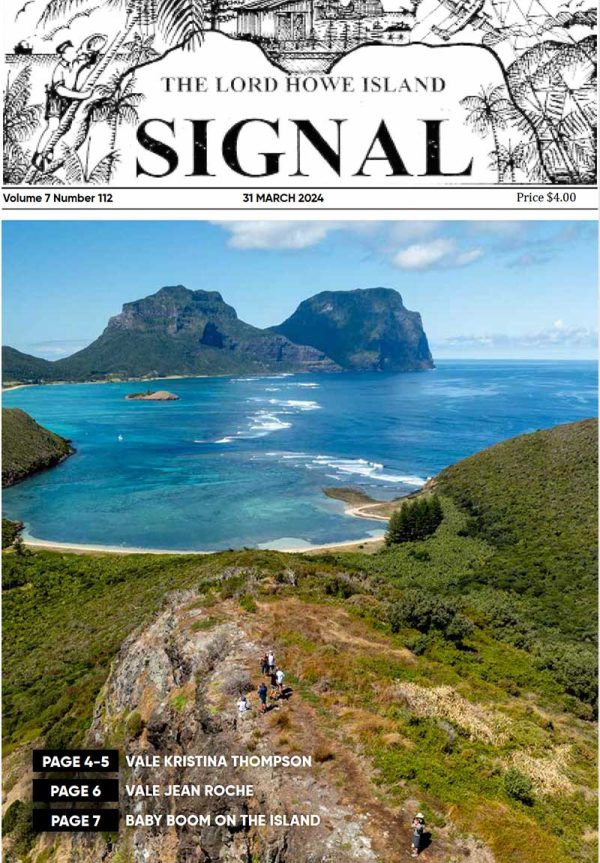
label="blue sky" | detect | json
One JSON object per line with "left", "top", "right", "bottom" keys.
{"left": 2, "top": 220, "right": 597, "bottom": 359}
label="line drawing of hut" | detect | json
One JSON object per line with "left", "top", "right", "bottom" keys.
{"left": 237, "top": 0, "right": 315, "bottom": 40}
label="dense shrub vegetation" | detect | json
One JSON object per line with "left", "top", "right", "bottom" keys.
{"left": 389, "top": 589, "right": 474, "bottom": 642}
{"left": 437, "top": 418, "right": 597, "bottom": 644}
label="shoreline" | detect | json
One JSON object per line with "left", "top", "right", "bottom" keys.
{"left": 1, "top": 371, "right": 312, "bottom": 392}
{"left": 21, "top": 531, "right": 385, "bottom": 556}
{"left": 18, "top": 495, "right": 391, "bottom": 556}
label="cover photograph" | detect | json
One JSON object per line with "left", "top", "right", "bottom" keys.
{"left": 1, "top": 218, "right": 598, "bottom": 863}
{"left": 2, "top": 0, "right": 597, "bottom": 187}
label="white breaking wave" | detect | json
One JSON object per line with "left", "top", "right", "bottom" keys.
{"left": 249, "top": 412, "right": 292, "bottom": 434}
{"left": 213, "top": 392, "right": 321, "bottom": 442}
{"left": 312, "top": 455, "right": 425, "bottom": 483}
{"left": 262, "top": 451, "right": 426, "bottom": 486}
{"left": 267, "top": 399, "right": 321, "bottom": 410}
{"left": 231, "top": 374, "right": 294, "bottom": 382}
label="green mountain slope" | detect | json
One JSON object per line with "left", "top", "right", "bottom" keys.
{"left": 1, "top": 347, "right": 57, "bottom": 383}
{"left": 2, "top": 286, "right": 338, "bottom": 383}
{"left": 1, "top": 408, "right": 73, "bottom": 487}
{"left": 436, "top": 418, "right": 598, "bottom": 643}
{"left": 3, "top": 286, "right": 435, "bottom": 383}
{"left": 273, "top": 287, "right": 434, "bottom": 371}
{"left": 2, "top": 420, "right": 597, "bottom": 863}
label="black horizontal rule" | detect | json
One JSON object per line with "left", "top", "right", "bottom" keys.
{"left": 33, "top": 779, "right": 119, "bottom": 802}
{"left": 33, "top": 808, "right": 120, "bottom": 832}
{"left": 32, "top": 749, "right": 119, "bottom": 772}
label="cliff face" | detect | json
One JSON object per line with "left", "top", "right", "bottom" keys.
{"left": 273, "top": 288, "right": 434, "bottom": 372}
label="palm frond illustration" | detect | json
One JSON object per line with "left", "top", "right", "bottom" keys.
{"left": 89, "top": 73, "right": 143, "bottom": 179}
{"left": 62, "top": 145, "right": 119, "bottom": 183}
{"left": 505, "top": 34, "right": 597, "bottom": 183}
{"left": 3, "top": 67, "right": 42, "bottom": 183}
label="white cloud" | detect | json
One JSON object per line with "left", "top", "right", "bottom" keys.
{"left": 215, "top": 221, "right": 344, "bottom": 250}
{"left": 439, "top": 325, "right": 598, "bottom": 350}
{"left": 393, "top": 238, "right": 455, "bottom": 269}
{"left": 455, "top": 248, "right": 484, "bottom": 266}
{"left": 393, "top": 237, "right": 484, "bottom": 270}
{"left": 24, "top": 340, "right": 92, "bottom": 359}
{"left": 215, "top": 220, "right": 449, "bottom": 255}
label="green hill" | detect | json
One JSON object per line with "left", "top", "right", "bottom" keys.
{"left": 2, "top": 286, "right": 338, "bottom": 383}
{"left": 2, "top": 286, "right": 435, "bottom": 383}
{"left": 2, "top": 407, "right": 73, "bottom": 487}
{"left": 1, "top": 347, "right": 57, "bottom": 384}
{"left": 436, "top": 418, "right": 597, "bottom": 644}
{"left": 2, "top": 420, "right": 597, "bottom": 863}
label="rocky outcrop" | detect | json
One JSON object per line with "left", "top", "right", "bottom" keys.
{"left": 273, "top": 288, "right": 434, "bottom": 372}
{"left": 46, "top": 593, "right": 378, "bottom": 863}
{"left": 125, "top": 390, "right": 180, "bottom": 401}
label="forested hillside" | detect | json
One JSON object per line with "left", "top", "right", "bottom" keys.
{"left": 2, "top": 420, "right": 597, "bottom": 863}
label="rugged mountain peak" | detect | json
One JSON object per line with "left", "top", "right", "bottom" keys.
{"left": 39, "top": 285, "right": 340, "bottom": 379}
{"left": 107, "top": 286, "right": 239, "bottom": 335}
{"left": 273, "top": 287, "right": 434, "bottom": 372}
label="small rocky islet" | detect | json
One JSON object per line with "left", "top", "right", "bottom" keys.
{"left": 124, "top": 390, "right": 180, "bottom": 401}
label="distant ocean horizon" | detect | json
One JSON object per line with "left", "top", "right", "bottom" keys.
{"left": 3, "top": 359, "right": 597, "bottom": 551}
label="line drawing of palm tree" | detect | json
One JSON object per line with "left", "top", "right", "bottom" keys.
{"left": 3, "top": 66, "right": 42, "bottom": 183}
{"left": 90, "top": 73, "right": 143, "bottom": 180}
{"left": 460, "top": 84, "right": 513, "bottom": 182}
{"left": 23, "top": 0, "right": 204, "bottom": 182}
{"left": 491, "top": 140, "right": 528, "bottom": 182}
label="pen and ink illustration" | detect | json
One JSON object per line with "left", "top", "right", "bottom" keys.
{"left": 2, "top": 0, "right": 597, "bottom": 184}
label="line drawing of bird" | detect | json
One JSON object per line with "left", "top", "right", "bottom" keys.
{"left": 15, "top": 0, "right": 35, "bottom": 20}
{"left": 41, "top": 4, "right": 99, "bottom": 37}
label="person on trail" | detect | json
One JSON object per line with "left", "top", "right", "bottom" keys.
{"left": 270, "top": 669, "right": 278, "bottom": 697}
{"left": 260, "top": 653, "right": 269, "bottom": 675}
{"left": 411, "top": 813, "right": 425, "bottom": 857}
{"left": 258, "top": 682, "right": 268, "bottom": 713}
{"left": 275, "top": 668, "right": 285, "bottom": 696}
{"left": 267, "top": 651, "right": 276, "bottom": 672}
{"left": 237, "top": 695, "right": 250, "bottom": 714}
{"left": 32, "top": 39, "right": 98, "bottom": 170}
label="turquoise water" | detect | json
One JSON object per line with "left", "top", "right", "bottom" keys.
{"left": 3, "top": 361, "right": 597, "bottom": 550}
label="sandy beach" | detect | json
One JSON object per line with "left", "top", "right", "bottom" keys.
{"left": 21, "top": 532, "right": 386, "bottom": 556}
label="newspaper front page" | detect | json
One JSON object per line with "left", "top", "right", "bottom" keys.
{"left": 1, "top": 0, "right": 598, "bottom": 860}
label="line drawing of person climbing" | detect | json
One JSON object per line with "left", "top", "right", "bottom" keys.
{"left": 32, "top": 37, "right": 100, "bottom": 170}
